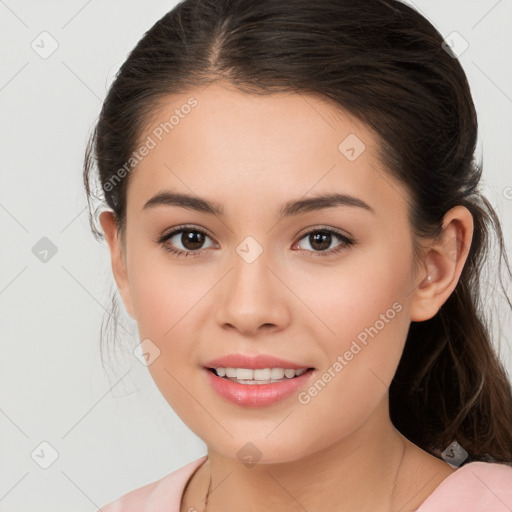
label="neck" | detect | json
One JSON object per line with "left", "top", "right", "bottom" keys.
{"left": 181, "top": 399, "right": 438, "bottom": 512}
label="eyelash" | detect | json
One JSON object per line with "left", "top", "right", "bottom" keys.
{"left": 157, "top": 225, "right": 355, "bottom": 259}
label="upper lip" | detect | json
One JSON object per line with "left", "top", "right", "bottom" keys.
{"left": 204, "top": 353, "right": 313, "bottom": 370}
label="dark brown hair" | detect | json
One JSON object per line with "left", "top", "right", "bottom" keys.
{"left": 83, "top": 0, "right": 512, "bottom": 464}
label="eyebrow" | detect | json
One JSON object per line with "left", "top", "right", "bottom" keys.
{"left": 142, "top": 190, "right": 375, "bottom": 217}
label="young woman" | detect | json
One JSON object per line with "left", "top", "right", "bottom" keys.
{"left": 84, "top": 0, "right": 512, "bottom": 510}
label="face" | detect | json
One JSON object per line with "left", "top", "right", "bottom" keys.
{"left": 102, "top": 81, "right": 430, "bottom": 464}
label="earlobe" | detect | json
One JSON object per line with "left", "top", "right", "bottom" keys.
{"left": 410, "top": 206, "right": 473, "bottom": 322}
{"left": 99, "top": 211, "right": 136, "bottom": 319}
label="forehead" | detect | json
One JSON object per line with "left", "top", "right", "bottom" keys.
{"left": 126, "top": 81, "right": 409, "bottom": 220}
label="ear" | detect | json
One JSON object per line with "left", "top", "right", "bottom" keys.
{"left": 410, "top": 205, "right": 474, "bottom": 322}
{"left": 99, "top": 211, "right": 136, "bottom": 319}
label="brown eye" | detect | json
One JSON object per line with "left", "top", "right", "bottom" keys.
{"left": 308, "top": 231, "right": 332, "bottom": 251}
{"left": 158, "top": 226, "right": 216, "bottom": 257}
{"left": 295, "top": 228, "right": 354, "bottom": 257}
{"left": 179, "top": 229, "right": 207, "bottom": 250}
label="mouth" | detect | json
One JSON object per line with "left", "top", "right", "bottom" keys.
{"left": 207, "top": 367, "right": 316, "bottom": 385}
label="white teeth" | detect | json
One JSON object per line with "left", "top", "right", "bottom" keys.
{"left": 214, "top": 367, "right": 308, "bottom": 382}
{"left": 225, "top": 367, "right": 237, "bottom": 378}
{"left": 270, "top": 368, "right": 285, "bottom": 379}
{"left": 237, "top": 368, "right": 254, "bottom": 380}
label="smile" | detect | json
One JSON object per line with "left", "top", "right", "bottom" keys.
{"left": 204, "top": 367, "right": 316, "bottom": 407}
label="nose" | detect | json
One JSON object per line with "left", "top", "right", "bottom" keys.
{"left": 214, "top": 246, "right": 291, "bottom": 337}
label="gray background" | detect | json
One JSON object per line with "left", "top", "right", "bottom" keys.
{"left": 0, "top": 1, "right": 511, "bottom": 510}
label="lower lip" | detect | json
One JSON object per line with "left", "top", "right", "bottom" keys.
{"left": 204, "top": 368, "right": 315, "bottom": 407}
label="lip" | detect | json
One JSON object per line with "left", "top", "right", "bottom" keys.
{"left": 204, "top": 367, "right": 316, "bottom": 407}
{"left": 204, "top": 353, "right": 312, "bottom": 370}
{"left": 203, "top": 354, "right": 316, "bottom": 407}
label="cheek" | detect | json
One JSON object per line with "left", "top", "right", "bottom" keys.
{"left": 289, "top": 257, "right": 412, "bottom": 446}
{"left": 126, "top": 249, "right": 219, "bottom": 388}
{"left": 127, "top": 246, "right": 205, "bottom": 337}
{"left": 294, "top": 243, "right": 414, "bottom": 389}
{"left": 128, "top": 255, "right": 211, "bottom": 420}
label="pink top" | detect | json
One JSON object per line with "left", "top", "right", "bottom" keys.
{"left": 98, "top": 456, "right": 512, "bottom": 511}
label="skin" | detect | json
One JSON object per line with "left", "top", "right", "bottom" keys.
{"left": 100, "top": 80, "right": 474, "bottom": 511}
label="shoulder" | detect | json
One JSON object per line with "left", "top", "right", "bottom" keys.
{"left": 97, "top": 456, "right": 208, "bottom": 512}
{"left": 418, "top": 461, "right": 512, "bottom": 511}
